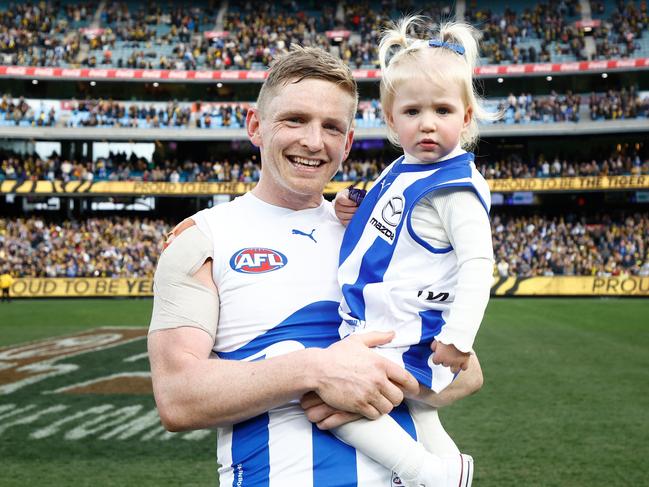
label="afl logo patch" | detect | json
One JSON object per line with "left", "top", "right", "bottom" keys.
{"left": 230, "top": 248, "right": 288, "bottom": 274}
{"left": 382, "top": 196, "right": 404, "bottom": 227}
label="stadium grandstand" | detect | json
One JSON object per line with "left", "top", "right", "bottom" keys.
{"left": 0, "top": 0, "right": 648, "bottom": 299}
{"left": 1, "top": 3, "right": 648, "bottom": 487}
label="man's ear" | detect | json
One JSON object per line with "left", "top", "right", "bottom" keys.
{"left": 246, "top": 108, "right": 262, "bottom": 147}
{"left": 342, "top": 125, "right": 355, "bottom": 161}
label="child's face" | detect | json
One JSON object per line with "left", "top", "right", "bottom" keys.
{"left": 387, "top": 72, "right": 472, "bottom": 162}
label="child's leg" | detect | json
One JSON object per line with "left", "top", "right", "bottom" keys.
{"left": 333, "top": 415, "right": 446, "bottom": 487}
{"left": 406, "top": 399, "right": 460, "bottom": 456}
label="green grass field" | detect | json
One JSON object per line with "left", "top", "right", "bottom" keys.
{"left": 1, "top": 298, "right": 648, "bottom": 486}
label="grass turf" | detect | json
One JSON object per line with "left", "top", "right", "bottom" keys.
{"left": 0, "top": 298, "right": 154, "bottom": 346}
{"left": 1, "top": 298, "right": 648, "bottom": 486}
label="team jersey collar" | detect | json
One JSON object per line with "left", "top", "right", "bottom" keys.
{"left": 244, "top": 192, "right": 328, "bottom": 216}
{"left": 393, "top": 150, "right": 473, "bottom": 173}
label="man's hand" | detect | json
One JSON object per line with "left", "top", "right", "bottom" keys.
{"left": 431, "top": 340, "right": 471, "bottom": 374}
{"left": 311, "top": 331, "right": 419, "bottom": 421}
{"left": 334, "top": 189, "right": 359, "bottom": 226}
{"left": 300, "top": 392, "right": 362, "bottom": 430}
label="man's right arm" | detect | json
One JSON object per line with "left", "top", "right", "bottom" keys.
{"left": 149, "top": 259, "right": 420, "bottom": 432}
{"left": 301, "top": 353, "right": 484, "bottom": 429}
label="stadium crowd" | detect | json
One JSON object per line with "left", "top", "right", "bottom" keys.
{"left": 493, "top": 213, "right": 649, "bottom": 277}
{"left": 4, "top": 88, "right": 647, "bottom": 130}
{"left": 0, "top": 216, "right": 163, "bottom": 278}
{"left": 64, "top": 99, "right": 249, "bottom": 129}
{"left": 497, "top": 91, "right": 582, "bottom": 123}
{"left": 0, "top": 2, "right": 86, "bottom": 67}
{"left": 66, "top": 99, "right": 193, "bottom": 128}
{"left": 2, "top": 146, "right": 648, "bottom": 183}
{"left": 0, "top": 95, "right": 57, "bottom": 126}
{"left": 475, "top": 149, "right": 649, "bottom": 178}
{"left": 465, "top": 0, "right": 586, "bottom": 64}
{"left": 2, "top": 213, "right": 647, "bottom": 278}
{"left": 1, "top": 0, "right": 647, "bottom": 71}
{"left": 589, "top": 87, "right": 649, "bottom": 120}
{"left": 592, "top": 0, "right": 649, "bottom": 59}
{"left": 465, "top": 0, "right": 584, "bottom": 64}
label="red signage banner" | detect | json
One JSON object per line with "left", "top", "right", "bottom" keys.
{"left": 326, "top": 30, "right": 351, "bottom": 39}
{"left": 0, "top": 58, "right": 647, "bottom": 82}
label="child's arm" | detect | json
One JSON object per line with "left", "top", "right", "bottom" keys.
{"left": 422, "top": 188, "right": 494, "bottom": 366}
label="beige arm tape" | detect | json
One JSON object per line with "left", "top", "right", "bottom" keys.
{"left": 149, "top": 224, "right": 219, "bottom": 340}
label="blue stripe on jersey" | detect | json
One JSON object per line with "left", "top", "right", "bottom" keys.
{"left": 312, "top": 425, "right": 358, "bottom": 487}
{"left": 339, "top": 162, "right": 401, "bottom": 267}
{"left": 341, "top": 236, "right": 393, "bottom": 323}
{"left": 389, "top": 403, "right": 417, "bottom": 440}
{"left": 340, "top": 162, "right": 472, "bottom": 324}
{"left": 231, "top": 413, "right": 270, "bottom": 487}
{"left": 217, "top": 301, "right": 340, "bottom": 361}
{"left": 402, "top": 309, "right": 445, "bottom": 388}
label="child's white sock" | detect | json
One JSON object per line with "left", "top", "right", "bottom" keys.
{"left": 391, "top": 442, "right": 445, "bottom": 487}
{"left": 333, "top": 416, "right": 445, "bottom": 487}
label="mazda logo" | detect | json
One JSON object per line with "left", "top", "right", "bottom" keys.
{"left": 382, "top": 196, "right": 404, "bottom": 227}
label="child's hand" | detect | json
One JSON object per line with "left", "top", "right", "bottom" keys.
{"left": 431, "top": 340, "right": 471, "bottom": 374}
{"left": 334, "top": 189, "right": 359, "bottom": 227}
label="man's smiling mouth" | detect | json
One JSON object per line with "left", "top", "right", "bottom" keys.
{"left": 288, "top": 155, "right": 325, "bottom": 167}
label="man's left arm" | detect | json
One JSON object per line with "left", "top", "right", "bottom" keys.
{"left": 412, "top": 353, "right": 483, "bottom": 408}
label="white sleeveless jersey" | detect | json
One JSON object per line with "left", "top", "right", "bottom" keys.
{"left": 338, "top": 153, "right": 491, "bottom": 392}
{"left": 193, "top": 192, "right": 418, "bottom": 487}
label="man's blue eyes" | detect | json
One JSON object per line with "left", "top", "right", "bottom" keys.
{"left": 285, "top": 119, "right": 342, "bottom": 132}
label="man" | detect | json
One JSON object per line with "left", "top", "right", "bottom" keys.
{"left": 1, "top": 268, "right": 14, "bottom": 303}
{"left": 148, "top": 46, "right": 483, "bottom": 486}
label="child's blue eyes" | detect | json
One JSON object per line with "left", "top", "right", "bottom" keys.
{"left": 404, "top": 108, "right": 451, "bottom": 115}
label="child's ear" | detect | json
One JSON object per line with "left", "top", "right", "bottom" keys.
{"left": 385, "top": 110, "right": 395, "bottom": 131}
{"left": 463, "top": 105, "right": 473, "bottom": 129}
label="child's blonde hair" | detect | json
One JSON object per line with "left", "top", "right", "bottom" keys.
{"left": 379, "top": 16, "right": 498, "bottom": 149}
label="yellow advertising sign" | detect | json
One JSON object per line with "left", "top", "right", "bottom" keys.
{"left": 9, "top": 278, "right": 153, "bottom": 298}
{"left": 488, "top": 175, "right": 649, "bottom": 192}
{"left": 8, "top": 276, "right": 649, "bottom": 298}
{"left": 492, "top": 275, "right": 649, "bottom": 296}
{"left": 2, "top": 175, "right": 648, "bottom": 196}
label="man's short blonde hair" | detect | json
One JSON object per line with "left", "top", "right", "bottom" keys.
{"left": 256, "top": 45, "right": 359, "bottom": 120}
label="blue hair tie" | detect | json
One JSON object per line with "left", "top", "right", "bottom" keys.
{"left": 428, "top": 39, "right": 465, "bottom": 55}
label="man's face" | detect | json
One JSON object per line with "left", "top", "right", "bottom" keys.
{"left": 247, "top": 78, "right": 355, "bottom": 209}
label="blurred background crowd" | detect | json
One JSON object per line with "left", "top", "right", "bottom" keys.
{"left": 1, "top": 0, "right": 647, "bottom": 69}
{"left": 2, "top": 213, "right": 647, "bottom": 278}
{"left": 0, "top": 0, "right": 647, "bottom": 285}
{"left": 2, "top": 145, "right": 648, "bottom": 183}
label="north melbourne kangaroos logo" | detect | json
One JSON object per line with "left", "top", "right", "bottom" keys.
{"left": 230, "top": 248, "right": 288, "bottom": 274}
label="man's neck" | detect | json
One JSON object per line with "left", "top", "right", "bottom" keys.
{"left": 250, "top": 185, "right": 323, "bottom": 211}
